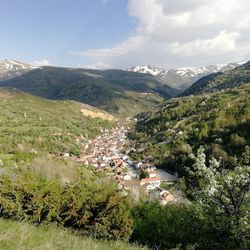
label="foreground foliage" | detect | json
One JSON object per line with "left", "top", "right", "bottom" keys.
{"left": 0, "top": 148, "right": 249, "bottom": 249}
{"left": 0, "top": 219, "right": 145, "bottom": 250}
{"left": 186, "top": 146, "right": 250, "bottom": 249}
{"left": 0, "top": 169, "right": 133, "bottom": 241}
{"left": 132, "top": 202, "right": 207, "bottom": 249}
{"left": 130, "top": 147, "right": 250, "bottom": 250}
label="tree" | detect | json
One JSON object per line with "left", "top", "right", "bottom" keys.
{"left": 131, "top": 201, "right": 207, "bottom": 249}
{"left": 186, "top": 146, "right": 250, "bottom": 249}
{"left": 138, "top": 168, "right": 149, "bottom": 180}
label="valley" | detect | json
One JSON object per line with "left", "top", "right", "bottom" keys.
{"left": 0, "top": 59, "right": 249, "bottom": 250}
{"left": 2, "top": 1, "right": 250, "bottom": 249}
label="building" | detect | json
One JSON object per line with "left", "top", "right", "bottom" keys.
{"left": 160, "top": 190, "right": 175, "bottom": 204}
{"left": 140, "top": 177, "right": 161, "bottom": 190}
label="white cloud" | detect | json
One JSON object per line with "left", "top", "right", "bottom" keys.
{"left": 70, "top": 36, "right": 144, "bottom": 58}
{"left": 78, "top": 62, "right": 114, "bottom": 70}
{"left": 71, "top": 0, "right": 250, "bottom": 68}
{"left": 169, "top": 31, "right": 239, "bottom": 56}
{"left": 33, "top": 59, "right": 50, "bottom": 66}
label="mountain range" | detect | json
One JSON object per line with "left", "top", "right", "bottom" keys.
{"left": 0, "top": 59, "right": 249, "bottom": 117}
{"left": 127, "top": 62, "right": 245, "bottom": 89}
{"left": 182, "top": 60, "right": 250, "bottom": 96}
{"left": 0, "top": 61, "right": 180, "bottom": 116}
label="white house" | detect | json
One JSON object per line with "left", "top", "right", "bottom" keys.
{"left": 140, "top": 177, "right": 161, "bottom": 190}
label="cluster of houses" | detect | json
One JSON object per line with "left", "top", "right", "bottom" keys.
{"left": 75, "top": 127, "right": 133, "bottom": 184}
{"left": 73, "top": 126, "right": 177, "bottom": 204}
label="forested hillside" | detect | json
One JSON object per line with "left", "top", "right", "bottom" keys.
{"left": 0, "top": 88, "right": 113, "bottom": 168}
{"left": 129, "top": 84, "right": 250, "bottom": 176}
{"left": 0, "top": 66, "right": 180, "bottom": 116}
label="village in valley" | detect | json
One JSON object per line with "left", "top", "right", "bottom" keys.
{"left": 72, "top": 126, "right": 179, "bottom": 205}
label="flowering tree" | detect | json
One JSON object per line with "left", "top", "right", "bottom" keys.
{"left": 186, "top": 146, "right": 250, "bottom": 249}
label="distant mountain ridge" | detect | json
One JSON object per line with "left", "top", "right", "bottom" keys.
{"left": 0, "top": 63, "right": 180, "bottom": 117}
{"left": 0, "top": 60, "right": 38, "bottom": 81}
{"left": 127, "top": 62, "right": 245, "bottom": 89}
{"left": 182, "top": 60, "right": 250, "bottom": 96}
{"left": 1, "top": 59, "right": 248, "bottom": 117}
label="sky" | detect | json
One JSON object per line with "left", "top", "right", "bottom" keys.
{"left": 1, "top": 0, "right": 250, "bottom": 69}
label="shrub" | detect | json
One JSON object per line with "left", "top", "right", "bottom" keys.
{"left": 230, "top": 133, "right": 247, "bottom": 147}
{"left": 131, "top": 201, "right": 207, "bottom": 249}
{"left": 0, "top": 169, "right": 133, "bottom": 240}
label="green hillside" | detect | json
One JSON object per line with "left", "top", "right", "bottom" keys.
{"left": 0, "top": 219, "right": 145, "bottom": 250}
{"left": 129, "top": 84, "right": 250, "bottom": 176}
{"left": 0, "top": 67, "right": 180, "bottom": 116}
{"left": 182, "top": 61, "right": 250, "bottom": 96}
{"left": 0, "top": 88, "right": 113, "bottom": 167}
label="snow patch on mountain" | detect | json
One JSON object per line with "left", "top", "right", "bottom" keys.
{"left": 127, "top": 62, "right": 245, "bottom": 78}
{"left": 0, "top": 60, "right": 38, "bottom": 80}
{"left": 127, "top": 65, "right": 166, "bottom": 76}
{"left": 127, "top": 62, "right": 246, "bottom": 89}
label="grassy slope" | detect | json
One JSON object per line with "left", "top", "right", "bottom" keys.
{"left": 182, "top": 61, "right": 250, "bottom": 96}
{"left": 0, "top": 67, "right": 180, "bottom": 116}
{"left": 0, "top": 219, "right": 145, "bottom": 250}
{"left": 0, "top": 88, "right": 113, "bottom": 167}
{"left": 130, "top": 84, "right": 250, "bottom": 175}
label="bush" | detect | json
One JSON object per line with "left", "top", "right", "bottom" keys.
{"left": 230, "top": 133, "right": 247, "bottom": 147}
{"left": 131, "top": 201, "right": 208, "bottom": 249}
{"left": 0, "top": 169, "right": 133, "bottom": 241}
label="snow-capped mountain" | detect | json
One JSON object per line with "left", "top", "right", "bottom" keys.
{"left": 175, "top": 62, "right": 246, "bottom": 78}
{"left": 127, "top": 62, "right": 246, "bottom": 89}
{"left": 0, "top": 60, "right": 38, "bottom": 81}
{"left": 127, "top": 65, "right": 165, "bottom": 76}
